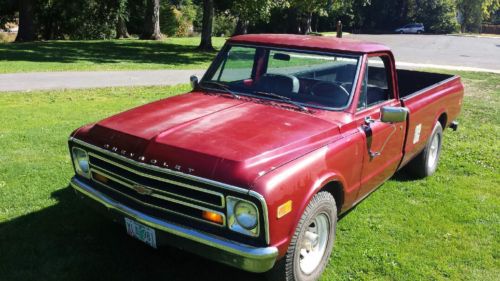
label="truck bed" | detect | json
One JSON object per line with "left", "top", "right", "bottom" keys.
{"left": 396, "top": 69, "right": 464, "bottom": 167}
{"left": 397, "top": 69, "right": 455, "bottom": 99}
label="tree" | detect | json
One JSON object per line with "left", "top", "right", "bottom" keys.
{"left": 197, "top": 0, "right": 214, "bottom": 51}
{"left": 413, "top": 0, "right": 458, "bottom": 33}
{"left": 456, "top": 0, "right": 483, "bottom": 32}
{"left": 116, "top": 15, "right": 130, "bottom": 38}
{"left": 289, "top": 0, "right": 331, "bottom": 34}
{"left": 116, "top": 0, "right": 130, "bottom": 39}
{"left": 16, "top": 0, "right": 36, "bottom": 42}
{"left": 482, "top": 0, "right": 500, "bottom": 22}
{"left": 140, "top": 0, "right": 162, "bottom": 40}
{"left": 230, "top": 0, "right": 277, "bottom": 35}
{"left": 0, "top": 0, "right": 17, "bottom": 30}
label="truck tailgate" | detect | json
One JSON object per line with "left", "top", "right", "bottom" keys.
{"left": 399, "top": 75, "right": 464, "bottom": 166}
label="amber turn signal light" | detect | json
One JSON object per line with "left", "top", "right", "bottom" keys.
{"left": 92, "top": 172, "right": 109, "bottom": 184}
{"left": 277, "top": 200, "right": 292, "bottom": 219}
{"left": 202, "top": 211, "right": 224, "bottom": 225}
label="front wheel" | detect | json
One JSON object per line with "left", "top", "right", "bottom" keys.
{"left": 267, "top": 192, "right": 337, "bottom": 281}
{"left": 407, "top": 122, "right": 443, "bottom": 178}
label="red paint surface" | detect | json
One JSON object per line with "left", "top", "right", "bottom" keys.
{"left": 229, "top": 34, "right": 390, "bottom": 54}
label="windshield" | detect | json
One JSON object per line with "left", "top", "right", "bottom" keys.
{"left": 202, "top": 45, "right": 361, "bottom": 109}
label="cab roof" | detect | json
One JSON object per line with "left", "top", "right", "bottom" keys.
{"left": 228, "top": 34, "right": 391, "bottom": 54}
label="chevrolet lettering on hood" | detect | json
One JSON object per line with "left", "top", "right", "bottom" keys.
{"left": 102, "top": 143, "right": 195, "bottom": 174}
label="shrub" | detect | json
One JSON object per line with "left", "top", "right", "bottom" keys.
{"left": 160, "top": 1, "right": 196, "bottom": 37}
{"left": 0, "top": 32, "right": 16, "bottom": 43}
{"left": 213, "top": 12, "right": 236, "bottom": 37}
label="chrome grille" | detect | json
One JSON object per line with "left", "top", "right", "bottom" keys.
{"left": 87, "top": 152, "right": 226, "bottom": 227}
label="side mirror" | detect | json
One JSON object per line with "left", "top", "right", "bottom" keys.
{"left": 380, "top": 106, "right": 409, "bottom": 123}
{"left": 190, "top": 75, "right": 199, "bottom": 89}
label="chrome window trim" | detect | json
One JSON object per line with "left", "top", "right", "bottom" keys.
{"left": 89, "top": 152, "right": 225, "bottom": 209}
{"left": 202, "top": 43, "right": 363, "bottom": 112}
{"left": 69, "top": 137, "right": 271, "bottom": 244}
{"left": 89, "top": 170, "right": 227, "bottom": 228}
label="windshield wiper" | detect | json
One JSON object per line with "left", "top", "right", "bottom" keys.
{"left": 200, "top": 81, "right": 240, "bottom": 99}
{"left": 254, "top": 91, "right": 309, "bottom": 112}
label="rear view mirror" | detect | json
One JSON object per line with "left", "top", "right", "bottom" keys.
{"left": 190, "top": 75, "right": 199, "bottom": 89}
{"left": 381, "top": 106, "right": 409, "bottom": 123}
{"left": 273, "top": 53, "right": 291, "bottom": 61}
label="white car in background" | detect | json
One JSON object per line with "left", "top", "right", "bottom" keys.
{"left": 395, "top": 23, "right": 425, "bottom": 34}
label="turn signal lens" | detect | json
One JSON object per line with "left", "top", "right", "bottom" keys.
{"left": 92, "top": 172, "right": 109, "bottom": 184}
{"left": 202, "top": 211, "right": 224, "bottom": 225}
{"left": 277, "top": 200, "right": 292, "bottom": 219}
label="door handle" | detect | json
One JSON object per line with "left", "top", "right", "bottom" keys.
{"left": 364, "top": 116, "right": 376, "bottom": 125}
{"left": 368, "top": 124, "right": 396, "bottom": 159}
{"left": 362, "top": 120, "right": 397, "bottom": 160}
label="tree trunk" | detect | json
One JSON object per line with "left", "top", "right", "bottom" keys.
{"left": 304, "top": 12, "right": 313, "bottom": 34}
{"left": 16, "top": 0, "right": 36, "bottom": 42}
{"left": 399, "top": 0, "right": 408, "bottom": 21}
{"left": 233, "top": 19, "right": 248, "bottom": 36}
{"left": 140, "top": 0, "right": 161, "bottom": 40}
{"left": 313, "top": 14, "right": 319, "bottom": 33}
{"left": 197, "top": 0, "right": 214, "bottom": 51}
{"left": 116, "top": 16, "right": 130, "bottom": 39}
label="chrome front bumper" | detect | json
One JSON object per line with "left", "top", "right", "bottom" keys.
{"left": 70, "top": 177, "right": 278, "bottom": 273}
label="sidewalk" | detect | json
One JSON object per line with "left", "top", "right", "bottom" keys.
{"left": 0, "top": 70, "right": 205, "bottom": 92}
{"left": 447, "top": 33, "right": 500, "bottom": 39}
{"left": 1, "top": 61, "right": 498, "bottom": 93}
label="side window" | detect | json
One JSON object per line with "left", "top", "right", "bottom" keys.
{"left": 358, "top": 56, "right": 391, "bottom": 110}
{"left": 214, "top": 46, "right": 255, "bottom": 82}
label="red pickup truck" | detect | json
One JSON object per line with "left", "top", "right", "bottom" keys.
{"left": 68, "top": 34, "right": 463, "bottom": 281}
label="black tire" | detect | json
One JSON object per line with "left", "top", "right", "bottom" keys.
{"left": 266, "top": 192, "right": 337, "bottom": 281}
{"left": 407, "top": 122, "right": 443, "bottom": 178}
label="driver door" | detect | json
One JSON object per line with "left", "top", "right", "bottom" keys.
{"left": 355, "top": 55, "right": 407, "bottom": 199}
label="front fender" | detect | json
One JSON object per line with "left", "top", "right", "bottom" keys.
{"left": 252, "top": 132, "right": 364, "bottom": 257}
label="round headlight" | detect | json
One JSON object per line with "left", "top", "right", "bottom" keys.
{"left": 72, "top": 147, "right": 89, "bottom": 177}
{"left": 234, "top": 201, "right": 258, "bottom": 230}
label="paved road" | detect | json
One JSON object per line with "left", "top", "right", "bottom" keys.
{"left": 347, "top": 34, "right": 500, "bottom": 72}
{"left": 0, "top": 70, "right": 206, "bottom": 92}
{"left": 1, "top": 35, "right": 498, "bottom": 92}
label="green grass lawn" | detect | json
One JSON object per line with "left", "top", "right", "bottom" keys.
{"left": 0, "top": 71, "right": 498, "bottom": 281}
{"left": 0, "top": 37, "right": 226, "bottom": 73}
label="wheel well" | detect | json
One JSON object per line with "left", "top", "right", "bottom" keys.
{"left": 438, "top": 113, "right": 448, "bottom": 130}
{"left": 320, "top": 181, "right": 344, "bottom": 213}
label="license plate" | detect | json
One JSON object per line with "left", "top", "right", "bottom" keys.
{"left": 125, "top": 218, "right": 157, "bottom": 248}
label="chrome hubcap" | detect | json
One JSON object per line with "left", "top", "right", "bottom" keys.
{"left": 428, "top": 134, "right": 440, "bottom": 169}
{"left": 299, "top": 214, "right": 330, "bottom": 275}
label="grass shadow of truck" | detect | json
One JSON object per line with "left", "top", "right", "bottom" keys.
{"left": 0, "top": 187, "right": 264, "bottom": 281}
{"left": 0, "top": 167, "right": 422, "bottom": 281}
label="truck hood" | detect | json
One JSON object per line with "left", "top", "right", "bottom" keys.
{"left": 75, "top": 92, "right": 341, "bottom": 187}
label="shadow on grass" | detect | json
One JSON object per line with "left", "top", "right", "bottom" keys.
{"left": 0, "top": 187, "right": 264, "bottom": 281}
{"left": 0, "top": 40, "right": 216, "bottom": 67}
{"left": 390, "top": 167, "right": 423, "bottom": 182}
